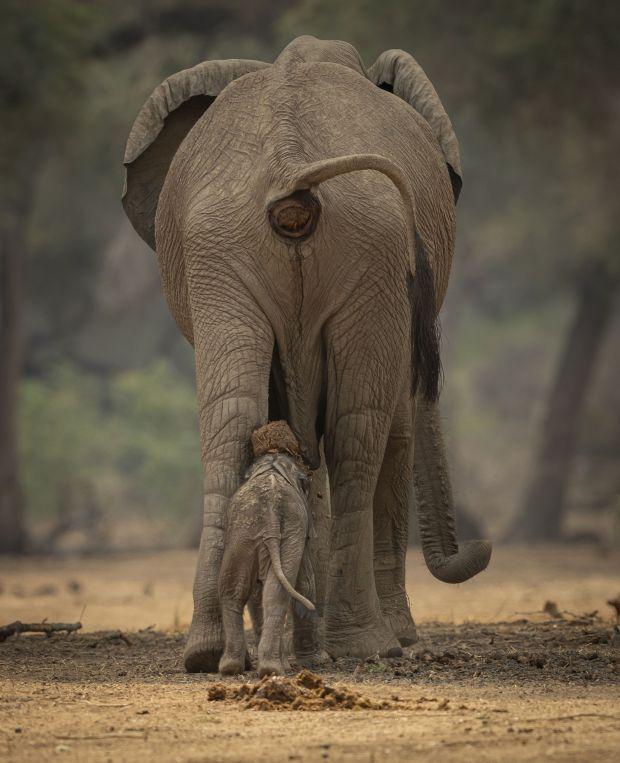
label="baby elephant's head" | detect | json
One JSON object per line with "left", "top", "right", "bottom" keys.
{"left": 245, "top": 451, "right": 310, "bottom": 501}
{"left": 248, "top": 419, "right": 311, "bottom": 498}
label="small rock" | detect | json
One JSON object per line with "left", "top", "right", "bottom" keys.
{"left": 33, "top": 584, "right": 58, "bottom": 597}
{"left": 607, "top": 594, "right": 620, "bottom": 618}
{"left": 543, "top": 601, "right": 562, "bottom": 619}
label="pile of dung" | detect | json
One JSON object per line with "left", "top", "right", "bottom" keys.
{"left": 251, "top": 420, "right": 302, "bottom": 461}
{"left": 206, "top": 670, "right": 394, "bottom": 711}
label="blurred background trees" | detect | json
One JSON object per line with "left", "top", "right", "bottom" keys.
{"left": 1, "top": 0, "right": 98, "bottom": 551}
{"left": 1, "top": 0, "right": 618, "bottom": 553}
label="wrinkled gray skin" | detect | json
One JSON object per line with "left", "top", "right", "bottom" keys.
{"left": 122, "top": 35, "right": 492, "bottom": 673}
{"left": 218, "top": 453, "right": 315, "bottom": 677}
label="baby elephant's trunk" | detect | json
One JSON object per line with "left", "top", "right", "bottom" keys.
{"left": 264, "top": 536, "right": 315, "bottom": 611}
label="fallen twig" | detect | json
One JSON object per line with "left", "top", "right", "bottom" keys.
{"left": 519, "top": 713, "right": 620, "bottom": 723}
{"left": 54, "top": 733, "right": 144, "bottom": 741}
{"left": 99, "top": 630, "right": 132, "bottom": 646}
{"left": 513, "top": 603, "right": 599, "bottom": 622}
{"left": 0, "top": 620, "right": 82, "bottom": 642}
{"left": 84, "top": 701, "right": 134, "bottom": 708}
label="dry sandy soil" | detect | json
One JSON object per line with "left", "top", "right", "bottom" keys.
{"left": 0, "top": 545, "right": 618, "bottom": 762}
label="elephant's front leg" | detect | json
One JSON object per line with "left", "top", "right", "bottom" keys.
{"left": 373, "top": 390, "right": 417, "bottom": 645}
{"left": 323, "top": 318, "right": 406, "bottom": 659}
{"left": 183, "top": 281, "right": 273, "bottom": 673}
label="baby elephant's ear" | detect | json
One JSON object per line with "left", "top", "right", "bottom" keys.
{"left": 122, "top": 58, "right": 269, "bottom": 250}
{"left": 367, "top": 49, "right": 462, "bottom": 203}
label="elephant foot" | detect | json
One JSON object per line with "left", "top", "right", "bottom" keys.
{"left": 257, "top": 659, "right": 285, "bottom": 677}
{"left": 396, "top": 626, "right": 418, "bottom": 647}
{"left": 379, "top": 593, "right": 418, "bottom": 646}
{"left": 294, "top": 649, "right": 333, "bottom": 669}
{"left": 184, "top": 618, "right": 223, "bottom": 673}
{"left": 325, "top": 618, "right": 402, "bottom": 659}
{"left": 219, "top": 652, "right": 246, "bottom": 675}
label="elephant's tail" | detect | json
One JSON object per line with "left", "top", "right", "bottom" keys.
{"left": 264, "top": 536, "right": 315, "bottom": 611}
{"left": 269, "top": 153, "right": 441, "bottom": 402}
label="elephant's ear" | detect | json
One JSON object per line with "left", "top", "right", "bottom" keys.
{"left": 368, "top": 50, "right": 462, "bottom": 203}
{"left": 123, "top": 59, "right": 269, "bottom": 250}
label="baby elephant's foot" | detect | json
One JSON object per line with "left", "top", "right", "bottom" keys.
{"left": 257, "top": 658, "right": 285, "bottom": 677}
{"left": 219, "top": 652, "right": 246, "bottom": 675}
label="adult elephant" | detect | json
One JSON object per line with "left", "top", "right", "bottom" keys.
{"left": 122, "top": 36, "right": 491, "bottom": 672}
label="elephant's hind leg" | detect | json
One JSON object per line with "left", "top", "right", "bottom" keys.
{"left": 258, "top": 539, "right": 304, "bottom": 677}
{"left": 219, "top": 601, "right": 247, "bottom": 675}
{"left": 323, "top": 317, "right": 406, "bottom": 659}
{"left": 182, "top": 276, "right": 273, "bottom": 673}
{"left": 373, "top": 392, "right": 417, "bottom": 646}
{"left": 247, "top": 580, "right": 263, "bottom": 645}
{"left": 293, "top": 547, "right": 329, "bottom": 667}
{"left": 218, "top": 550, "right": 255, "bottom": 674}
{"left": 257, "top": 568, "right": 289, "bottom": 677}
{"left": 295, "top": 452, "right": 330, "bottom": 664}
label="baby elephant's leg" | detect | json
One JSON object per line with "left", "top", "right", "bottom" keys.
{"left": 292, "top": 548, "right": 325, "bottom": 666}
{"left": 219, "top": 601, "right": 246, "bottom": 675}
{"left": 258, "top": 566, "right": 290, "bottom": 676}
{"left": 218, "top": 553, "right": 253, "bottom": 675}
{"left": 259, "top": 533, "right": 309, "bottom": 675}
{"left": 247, "top": 580, "right": 263, "bottom": 645}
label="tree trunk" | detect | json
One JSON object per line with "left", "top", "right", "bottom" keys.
{"left": 0, "top": 203, "right": 27, "bottom": 553}
{"left": 508, "top": 264, "right": 619, "bottom": 542}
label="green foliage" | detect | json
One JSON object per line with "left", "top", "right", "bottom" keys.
{"left": 0, "top": 0, "right": 93, "bottom": 116}
{"left": 19, "top": 365, "right": 105, "bottom": 519}
{"left": 0, "top": 0, "right": 100, "bottom": 204}
{"left": 108, "top": 362, "right": 201, "bottom": 516}
{"left": 19, "top": 362, "right": 201, "bottom": 531}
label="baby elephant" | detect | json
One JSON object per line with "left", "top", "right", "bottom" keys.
{"left": 218, "top": 447, "right": 315, "bottom": 676}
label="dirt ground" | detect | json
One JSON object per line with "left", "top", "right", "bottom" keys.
{"left": 0, "top": 545, "right": 618, "bottom": 762}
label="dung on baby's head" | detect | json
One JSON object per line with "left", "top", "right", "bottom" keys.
{"left": 251, "top": 421, "right": 302, "bottom": 461}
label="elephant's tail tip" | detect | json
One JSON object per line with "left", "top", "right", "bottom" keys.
{"left": 296, "top": 594, "right": 316, "bottom": 612}
{"left": 293, "top": 598, "right": 318, "bottom": 620}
